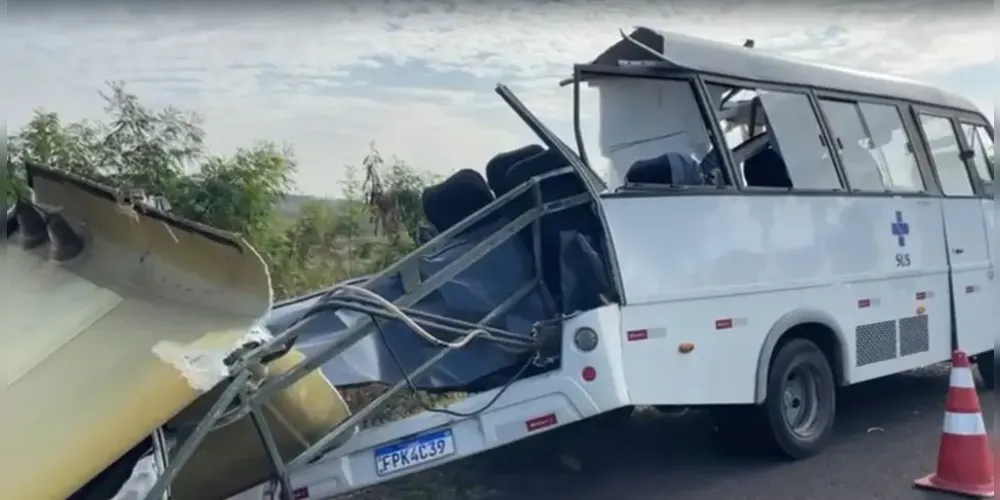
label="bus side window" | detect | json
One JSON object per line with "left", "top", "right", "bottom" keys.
{"left": 756, "top": 90, "right": 842, "bottom": 190}
{"left": 706, "top": 84, "right": 842, "bottom": 191}
{"left": 917, "top": 114, "right": 975, "bottom": 197}
{"left": 818, "top": 99, "right": 887, "bottom": 192}
{"left": 960, "top": 122, "right": 994, "bottom": 191}
{"left": 857, "top": 102, "right": 926, "bottom": 193}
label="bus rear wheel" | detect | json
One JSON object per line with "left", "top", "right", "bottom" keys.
{"left": 762, "top": 338, "right": 836, "bottom": 460}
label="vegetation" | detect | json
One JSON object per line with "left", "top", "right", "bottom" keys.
{"left": 5, "top": 82, "right": 438, "bottom": 292}
{"left": 4, "top": 82, "right": 495, "bottom": 499}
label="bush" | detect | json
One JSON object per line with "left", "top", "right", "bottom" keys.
{"left": 6, "top": 82, "right": 486, "bottom": 499}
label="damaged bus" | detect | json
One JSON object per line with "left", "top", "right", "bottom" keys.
{"left": 3, "top": 26, "right": 993, "bottom": 500}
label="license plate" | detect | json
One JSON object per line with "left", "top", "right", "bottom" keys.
{"left": 373, "top": 429, "right": 456, "bottom": 477}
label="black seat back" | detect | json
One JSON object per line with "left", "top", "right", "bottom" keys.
{"left": 421, "top": 169, "right": 494, "bottom": 233}
{"left": 501, "top": 150, "right": 601, "bottom": 308}
{"left": 485, "top": 144, "right": 545, "bottom": 198}
{"left": 625, "top": 154, "right": 674, "bottom": 184}
{"left": 504, "top": 150, "right": 585, "bottom": 209}
{"left": 744, "top": 148, "right": 792, "bottom": 188}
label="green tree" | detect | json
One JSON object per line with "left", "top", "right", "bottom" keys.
{"left": 96, "top": 83, "right": 205, "bottom": 189}
{"left": 359, "top": 143, "right": 438, "bottom": 267}
{"left": 6, "top": 112, "right": 103, "bottom": 204}
{"left": 5, "top": 81, "right": 437, "bottom": 298}
{"left": 7, "top": 82, "right": 294, "bottom": 240}
{"left": 173, "top": 142, "right": 296, "bottom": 236}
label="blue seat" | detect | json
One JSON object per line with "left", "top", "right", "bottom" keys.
{"left": 625, "top": 152, "right": 705, "bottom": 186}
{"left": 625, "top": 154, "right": 675, "bottom": 184}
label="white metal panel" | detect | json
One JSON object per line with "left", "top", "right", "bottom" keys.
{"left": 987, "top": 199, "right": 997, "bottom": 352}
{"left": 942, "top": 199, "right": 994, "bottom": 356}
{"left": 593, "top": 78, "right": 710, "bottom": 189}
{"left": 982, "top": 197, "right": 995, "bottom": 267}
{"left": 589, "top": 28, "right": 981, "bottom": 114}
{"left": 600, "top": 193, "right": 952, "bottom": 405}
{"left": 280, "top": 305, "right": 631, "bottom": 499}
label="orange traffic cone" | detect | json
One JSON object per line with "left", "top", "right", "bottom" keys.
{"left": 914, "top": 350, "right": 994, "bottom": 498}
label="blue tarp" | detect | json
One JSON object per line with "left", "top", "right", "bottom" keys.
{"left": 265, "top": 220, "right": 552, "bottom": 392}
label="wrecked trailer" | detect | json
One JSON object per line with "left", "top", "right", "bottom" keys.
{"left": 6, "top": 83, "right": 628, "bottom": 500}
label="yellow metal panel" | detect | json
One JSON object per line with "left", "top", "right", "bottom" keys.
{"left": 1, "top": 168, "right": 352, "bottom": 500}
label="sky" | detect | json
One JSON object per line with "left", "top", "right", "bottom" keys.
{"left": 5, "top": 0, "right": 995, "bottom": 197}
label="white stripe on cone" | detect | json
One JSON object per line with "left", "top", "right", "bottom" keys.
{"left": 949, "top": 366, "right": 976, "bottom": 389}
{"left": 943, "top": 411, "right": 987, "bottom": 436}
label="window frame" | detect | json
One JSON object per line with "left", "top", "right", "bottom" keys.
{"left": 815, "top": 97, "right": 894, "bottom": 193}
{"left": 853, "top": 100, "right": 928, "bottom": 194}
{"left": 701, "top": 76, "right": 847, "bottom": 193}
{"left": 811, "top": 89, "right": 940, "bottom": 198}
{"left": 957, "top": 120, "right": 995, "bottom": 197}
{"left": 707, "top": 87, "right": 779, "bottom": 188}
{"left": 575, "top": 65, "right": 741, "bottom": 193}
{"left": 813, "top": 96, "right": 932, "bottom": 194}
{"left": 586, "top": 67, "right": 993, "bottom": 201}
{"left": 908, "top": 104, "right": 991, "bottom": 199}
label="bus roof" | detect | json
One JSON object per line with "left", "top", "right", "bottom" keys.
{"left": 583, "top": 27, "right": 979, "bottom": 113}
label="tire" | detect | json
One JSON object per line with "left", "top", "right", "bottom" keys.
{"left": 762, "top": 338, "right": 837, "bottom": 459}
{"left": 976, "top": 350, "right": 995, "bottom": 391}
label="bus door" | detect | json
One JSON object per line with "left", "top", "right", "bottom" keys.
{"left": 915, "top": 112, "right": 993, "bottom": 356}
{"left": 957, "top": 121, "right": 995, "bottom": 264}
{"left": 958, "top": 121, "right": 995, "bottom": 346}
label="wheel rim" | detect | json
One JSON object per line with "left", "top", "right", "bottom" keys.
{"left": 781, "top": 364, "right": 822, "bottom": 439}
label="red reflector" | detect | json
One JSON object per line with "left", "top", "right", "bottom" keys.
{"left": 293, "top": 487, "right": 310, "bottom": 500}
{"left": 525, "top": 413, "right": 558, "bottom": 432}
{"left": 916, "top": 291, "right": 926, "bottom": 300}
{"left": 581, "top": 366, "right": 597, "bottom": 382}
{"left": 715, "top": 318, "right": 733, "bottom": 330}
{"left": 858, "top": 299, "right": 871, "bottom": 308}
{"left": 627, "top": 329, "right": 648, "bottom": 341}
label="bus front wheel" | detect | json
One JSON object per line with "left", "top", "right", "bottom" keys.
{"left": 762, "top": 338, "right": 837, "bottom": 460}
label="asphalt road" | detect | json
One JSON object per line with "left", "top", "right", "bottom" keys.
{"left": 469, "top": 365, "right": 994, "bottom": 500}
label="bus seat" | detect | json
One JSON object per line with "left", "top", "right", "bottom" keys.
{"left": 503, "top": 150, "right": 598, "bottom": 308}
{"left": 625, "top": 154, "right": 674, "bottom": 184}
{"left": 421, "top": 169, "right": 494, "bottom": 233}
{"left": 744, "top": 148, "right": 792, "bottom": 188}
{"left": 485, "top": 144, "right": 545, "bottom": 197}
{"left": 698, "top": 148, "right": 727, "bottom": 186}
{"left": 626, "top": 152, "right": 707, "bottom": 186}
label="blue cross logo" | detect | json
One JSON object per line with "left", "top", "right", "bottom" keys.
{"left": 891, "top": 211, "right": 909, "bottom": 247}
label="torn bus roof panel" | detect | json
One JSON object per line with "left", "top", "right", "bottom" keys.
{"left": 1, "top": 165, "right": 352, "bottom": 500}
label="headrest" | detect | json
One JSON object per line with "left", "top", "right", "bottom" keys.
{"left": 486, "top": 144, "right": 545, "bottom": 196}
{"left": 744, "top": 148, "right": 791, "bottom": 188}
{"left": 625, "top": 154, "right": 674, "bottom": 184}
{"left": 420, "top": 169, "right": 494, "bottom": 232}
{"left": 507, "top": 150, "right": 564, "bottom": 180}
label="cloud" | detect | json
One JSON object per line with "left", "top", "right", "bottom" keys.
{"left": 5, "top": 1, "right": 993, "bottom": 196}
